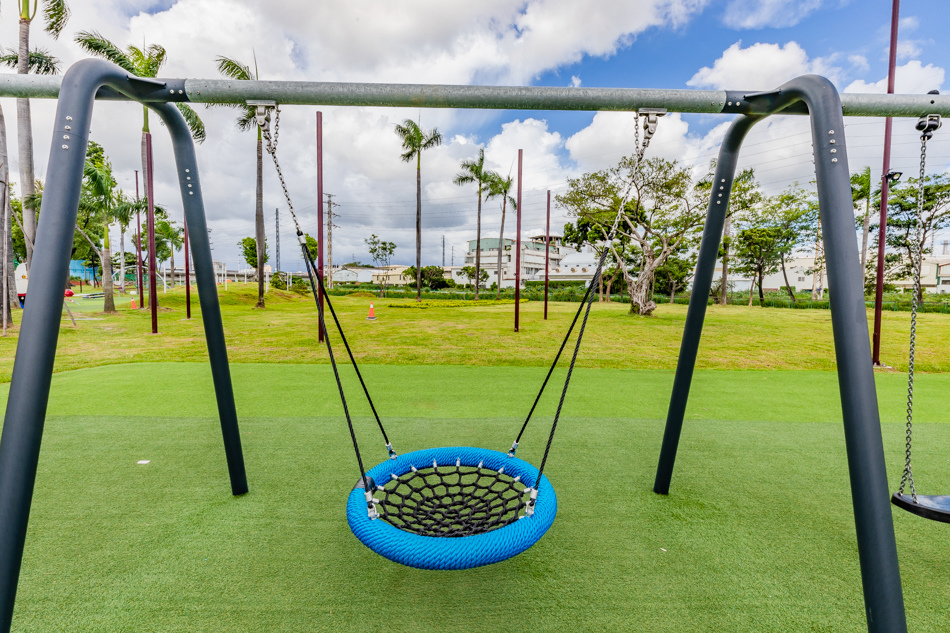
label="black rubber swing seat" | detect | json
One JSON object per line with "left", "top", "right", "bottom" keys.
{"left": 891, "top": 492, "right": 950, "bottom": 523}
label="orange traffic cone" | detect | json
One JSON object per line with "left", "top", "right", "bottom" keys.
{"left": 130, "top": 299, "right": 137, "bottom": 309}
{"left": 366, "top": 303, "right": 377, "bottom": 320}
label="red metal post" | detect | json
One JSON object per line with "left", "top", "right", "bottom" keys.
{"left": 146, "top": 133, "right": 158, "bottom": 334}
{"left": 135, "top": 170, "right": 144, "bottom": 310}
{"left": 316, "top": 111, "right": 324, "bottom": 342}
{"left": 544, "top": 189, "right": 550, "bottom": 320}
{"left": 872, "top": 0, "right": 901, "bottom": 366}
{"left": 184, "top": 219, "right": 191, "bottom": 319}
{"left": 515, "top": 149, "right": 523, "bottom": 332}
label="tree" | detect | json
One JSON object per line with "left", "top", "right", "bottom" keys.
{"left": 402, "top": 265, "right": 449, "bottom": 290}
{"left": 762, "top": 184, "right": 818, "bottom": 302}
{"left": 238, "top": 237, "right": 268, "bottom": 269}
{"left": 395, "top": 118, "right": 443, "bottom": 302}
{"left": 212, "top": 55, "right": 266, "bottom": 307}
{"left": 486, "top": 171, "right": 516, "bottom": 299}
{"left": 557, "top": 156, "right": 706, "bottom": 316}
{"left": 454, "top": 148, "right": 491, "bottom": 301}
{"left": 704, "top": 166, "right": 762, "bottom": 305}
{"left": 365, "top": 234, "right": 396, "bottom": 296}
{"left": 459, "top": 265, "right": 489, "bottom": 289}
{"left": 851, "top": 166, "right": 875, "bottom": 288}
{"left": 156, "top": 219, "right": 183, "bottom": 286}
{"left": 12, "top": 0, "right": 67, "bottom": 269}
{"left": 79, "top": 143, "right": 118, "bottom": 311}
{"left": 654, "top": 242, "right": 696, "bottom": 303}
{"left": 303, "top": 233, "right": 319, "bottom": 262}
{"left": 732, "top": 225, "right": 785, "bottom": 304}
{"left": 562, "top": 215, "right": 637, "bottom": 302}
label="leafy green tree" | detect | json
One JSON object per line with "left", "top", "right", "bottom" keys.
{"left": 396, "top": 118, "right": 443, "bottom": 301}
{"left": 732, "top": 225, "right": 786, "bottom": 304}
{"left": 303, "top": 233, "right": 319, "bottom": 262}
{"left": 851, "top": 166, "right": 876, "bottom": 286}
{"left": 239, "top": 236, "right": 268, "bottom": 269}
{"left": 214, "top": 55, "right": 266, "bottom": 307}
{"left": 653, "top": 242, "right": 696, "bottom": 303}
{"left": 486, "top": 171, "right": 516, "bottom": 299}
{"left": 459, "top": 265, "right": 488, "bottom": 289}
{"left": 402, "top": 265, "right": 449, "bottom": 290}
{"left": 156, "top": 218, "right": 183, "bottom": 286}
{"left": 557, "top": 156, "right": 705, "bottom": 316}
{"left": 12, "top": 0, "right": 67, "bottom": 268}
{"left": 563, "top": 215, "right": 637, "bottom": 302}
{"left": 454, "top": 148, "right": 491, "bottom": 300}
{"left": 365, "top": 233, "right": 396, "bottom": 296}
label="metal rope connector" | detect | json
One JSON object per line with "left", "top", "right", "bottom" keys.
{"left": 507, "top": 441, "right": 519, "bottom": 458}
{"left": 365, "top": 489, "right": 380, "bottom": 520}
{"left": 524, "top": 487, "right": 539, "bottom": 517}
{"left": 386, "top": 442, "right": 397, "bottom": 460}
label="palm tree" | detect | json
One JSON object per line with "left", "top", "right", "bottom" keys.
{"left": 215, "top": 55, "right": 266, "bottom": 308}
{"left": 395, "top": 119, "right": 443, "bottom": 301}
{"left": 112, "top": 192, "right": 137, "bottom": 293}
{"left": 454, "top": 149, "right": 492, "bottom": 299}
{"left": 80, "top": 158, "right": 117, "bottom": 312}
{"left": 156, "top": 218, "right": 183, "bottom": 287}
{"left": 13, "top": 0, "right": 68, "bottom": 269}
{"left": 486, "top": 171, "right": 516, "bottom": 299}
{"left": 851, "top": 166, "right": 873, "bottom": 286}
{"left": 75, "top": 32, "right": 204, "bottom": 286}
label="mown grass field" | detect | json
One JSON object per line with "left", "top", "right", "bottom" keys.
{"left": 1, "top": 284, "right": 949, "bottom": 632}
{"left": 0, "top": 282, "right": 948, "bottom": 380}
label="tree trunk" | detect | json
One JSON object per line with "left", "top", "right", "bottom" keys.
{"left": 748, "top": 278, "right": 756, "bottom": 307}
{"left": 119, "top": 226, "right": 126, "bottom": 293}
{"left": 17, "top": 17, "right": 35, "bottom": 269}
{"left": 0, "top": 102, "right": 19, "bottom": 320}
{"left": 495, "top": 198, "right": 507, "bottom": 300}
{"left": 415, "top": 155, "right": 422, "bottom": 301}
{"left": 860, "top": 196, "right": 871, "bottom": 289}
{"left": 719, "top": 215, "right": 731, "bottom": 305}
{"left": 758, "top": 267, "right": 765, "bottom": 303}
{"left": 474, "top": 184, "right": 482, "bottom": 300}
{"left": 811, "top": 219, "right": 823, "bottom": 300}
{"left": 255, "top": 131, "right": 265, "bottom": 308}
{"left": 169, "top": 247, "right": 175, "bottom": 288}
{"left": 102, "top": 243, "right": 116, "bottom": 313}
{"left": 780, "top": 252, "right": 796, "bottom": 302}
{"left": 598, "top": 258, "right": 604, "bottom": 302}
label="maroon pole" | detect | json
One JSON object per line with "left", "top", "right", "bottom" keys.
{"left": 316, "top": 111, "right": 324, "bottom": 342}
{"left": 135, "top": 170, "right": 144, "bottom": 310}
{"left": 146, "top": 133, "right": 158, "bottom": 334}
{"left": 184, "top": 219, "right": 191, "bottom": 319}
{"left": 872, "top": 0, "right": 901, "bottom": 366}
{"left": 515, "top": 149, "right": 523, "bottom": 332}
{"left": 544, "top": 189, "right": 550, "bottom": 320}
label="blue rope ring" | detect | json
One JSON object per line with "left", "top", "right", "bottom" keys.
{"left": 347, "top": 447, "right": 557, "bottom": 570}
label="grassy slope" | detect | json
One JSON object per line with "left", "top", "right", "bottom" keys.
{"left": 3, "top": 364, "right": 950, "bottom": 632}
{"left": 0, "top": 283, "right": 947, "bottom": 382}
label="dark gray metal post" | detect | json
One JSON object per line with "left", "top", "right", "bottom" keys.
{"left": 150, "top": 101, "right": 248, "bottom": 496}
{"left": 653, "top": 114, "right": 760, "bottom": 495}
{"left": 0, "top": 60, "right": 246, "bottom": 633}
{"left": 652, "top": 76, "right": 906, "bottom": 633}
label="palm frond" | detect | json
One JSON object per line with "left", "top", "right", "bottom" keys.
{"left": 143, "top": 44, "right": 166, "bottom": 77}
{"left": 421, "top": 129, "right": 443, "bottom": 150}
{"left": 0, "top": 47, "right": 61, "bottom": 75}
{"left": 74, "top": 30, "right": 135, "bottom": 73}
{"left": 175, "top": 103, "right": 206, "bottom": 143}
{"left": 43, "top": 0, "right": 70, "bottom": 39}
{"left": 216, "top": 56, "right": 253, "bottom": 81}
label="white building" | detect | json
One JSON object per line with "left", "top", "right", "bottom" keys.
{"left": 331, "top": 266, "right": 384, "bottom": 284}
{"left": 455, "top": 234, "right": 576, "bottom": 288}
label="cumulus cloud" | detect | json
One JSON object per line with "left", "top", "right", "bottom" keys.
{"left": 843, "top": 60, "right": 944, "bottom": 94}
{"left": 687, "top": 41, "right": 841, "bottom": 91}
{"left": 722, "top": 0, "right": 822, "bottom": 29}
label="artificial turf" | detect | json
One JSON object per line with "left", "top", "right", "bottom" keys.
{"left": 2, "top": 363, "right": 949, "bottom": 632}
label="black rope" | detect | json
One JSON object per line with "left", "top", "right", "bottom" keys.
{"left": 378, "top": 461, "right": 527, "bottom": 537}
{"left": 512, "top": 252, "right": 604, "bottom": 449}
{"left": 301, "top": 242, "right": 392, "bottom": 447}
{"left": 299, "top": 241, "right": 370, "bottom": 491}
{"left": 535, "top": 249, "right": 608, "bottom": 483}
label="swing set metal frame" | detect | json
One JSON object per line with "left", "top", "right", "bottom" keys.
{"left": 1, "top": 59, "right": 949, "bottom": 633}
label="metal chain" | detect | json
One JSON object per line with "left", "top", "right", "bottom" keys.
{"left": 260, "top": 105, "right": 305, "bottom": 236}
{"left": 898, "top": 124, "right": 934, "bottom": 501}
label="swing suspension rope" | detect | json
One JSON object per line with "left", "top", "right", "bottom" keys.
{"left": 897, "top": 112, "right": 942, "bottom": 503}
{"left": 257, "top": 101, "right": 662, "bottom": 530}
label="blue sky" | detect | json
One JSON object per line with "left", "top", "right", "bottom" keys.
{"left": 0, "top": 0, "right": 948, "bottom": 270}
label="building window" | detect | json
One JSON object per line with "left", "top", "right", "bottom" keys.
{"left": 798, "top": 276, "right": 805, "bottom": 282}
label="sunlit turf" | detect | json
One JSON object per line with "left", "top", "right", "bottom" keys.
{"left": 2, "top": 363, "right": 949, "bottom": 632}
{"left": 0, "top": 282, "right": 947, "bottom": 383}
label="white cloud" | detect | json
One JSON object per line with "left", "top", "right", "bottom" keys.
{"left": 570, "top": 75, "right": 582, "bottom": 87}
{"left": 722, "top": 0, "right": 822, "bottom": 29}
{"left": 848, "top": 55, "right": 869, "bottom": 74}
{"left": 687, "top": 41, "right": 841, "bottom": 90}
{"left": 843, "top": 60, "right": 944, "bottom": 94}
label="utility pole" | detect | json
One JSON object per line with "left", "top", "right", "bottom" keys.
{"left": 872, "top": 0, "right": 901, "bottom": 366}
{"left": 326, "top": 193, "right": 335, "bottom": 289}
{"left": 275, "top": 207, "right": 280, "bottom": 273}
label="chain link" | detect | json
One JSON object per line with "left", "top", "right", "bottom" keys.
{"left": 260, "top": 105, "right": 306, "bottom": 237}
{"left": 898, "top": 129, "right": 931, "bottom": 501}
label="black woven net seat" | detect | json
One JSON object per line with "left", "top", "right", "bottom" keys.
{"left": 376, "top": 461, "right": 527, "bottom": 537}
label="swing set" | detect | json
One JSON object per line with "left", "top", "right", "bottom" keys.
{"left": 0, "top": 60, "right": 948, "bottom": 633}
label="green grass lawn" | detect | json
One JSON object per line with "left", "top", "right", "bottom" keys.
{"left": 2, "top": 284, "right": 950, "bottom": 631}
{"left": 1, "top": 364, "right": 949, "bottom": 632}
{"left": 0, "top": 282, "right": 948, "bottom": 382}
